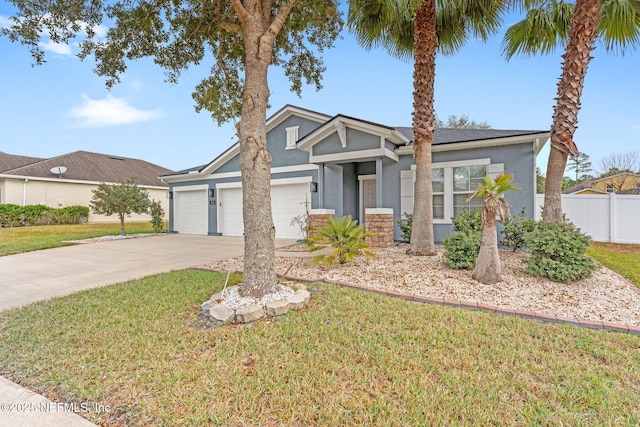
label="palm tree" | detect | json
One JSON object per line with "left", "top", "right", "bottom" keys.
{"left": 348, "top": 0, "right": 505, "bottom": 255}
{"left": 469, "top": 174, "right": 519, "bottom": 284}
{"left": 503, "top": 0, "right": 640, "bottom": 221}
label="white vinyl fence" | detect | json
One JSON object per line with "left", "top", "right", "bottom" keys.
{"left": 535, "top": 194, "right": 640, "bottom": 244}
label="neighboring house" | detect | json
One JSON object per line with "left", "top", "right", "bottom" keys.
{"left": 0, "top": 151, "right": 173, "bottom": 223}
{"left": 161, "top": 105, "right": 549, "bottom": 242}
{"left": 563, "top": 173, "right": 640, "bottom": 195}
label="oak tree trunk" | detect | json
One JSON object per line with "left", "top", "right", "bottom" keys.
{"left": 543, "top": 0, "right": 602, "bottom": 221}
{"left": 408, "top": 0, "right": 437, "bottom": 256}
{"left": 472, "top": 212, "right": 501, "bottom": 284}
{"left": 237, "top": 15, "right": 278, "bottom": 298}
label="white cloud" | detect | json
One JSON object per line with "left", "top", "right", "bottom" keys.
{"left": 38, "top": 40, "right": 73, "bottom": 56}
{"left": 131, "top": 80, "right": 145, "bottom": 91}
{"left": 633, "top": 125, "right": 640, "bottom": 130}
{"left": 0, "top": 15, "right": 12, "bottom": 29}
{"left": 68, "top": 94, "right": 163, "bottom": 128}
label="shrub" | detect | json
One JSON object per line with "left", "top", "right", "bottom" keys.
{"left": 397, "top": 213, "right": 413, "bottom": 243}
{"left": 307, "top": 215, "right": 374, "bottom": 267}
{"left": 451, "top": 208, "right": 482, "bottom": 235}
{"left": 149, "top": 200, "right": 165, "bottom": 232}
{"left": 0, "top": 204, "right": 23, "bottom": 227}
{"left": 444, "top": 231, "right": 481, "bottom": 269}
{"left": 44, "top": 206, "right": 90, "bottom": 225}
{"left": 22, "top": 205, "right": 51, "bottom": 225}
{"left": 525, "top": 220, "right": 596, "bottom": 283}
{"left": 502, "top": 208, "right": 537, "bottom": 252}
{"left": 444, "top": 209, "right": 483, "bottom": 270}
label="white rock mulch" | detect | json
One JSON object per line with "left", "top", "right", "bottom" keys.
{"left": 201, "top": 244, "right": 640, "bottom": 327}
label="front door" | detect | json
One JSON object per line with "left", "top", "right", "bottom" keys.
{"left": 359, "top": 175, "right": 377, "bottom": 223}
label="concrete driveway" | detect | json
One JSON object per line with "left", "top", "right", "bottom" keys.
{"left": 0, "top": 234, "right": 294, "bottom": 310}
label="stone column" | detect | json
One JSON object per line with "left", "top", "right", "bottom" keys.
{"left": 308, "top": 209, "right": 335, "bottom": 239}
{"left": 365, "top": 208, "right": 394, "bottom": 248}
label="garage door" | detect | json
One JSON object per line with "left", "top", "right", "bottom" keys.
{"left": 220, "top": 182, "right": 310, "bottom": 239}
{"left": 174, "top": 189, "right": 208, "bottom": 235}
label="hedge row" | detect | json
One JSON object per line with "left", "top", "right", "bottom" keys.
{"left": 0, "top": 204, "right": 89, "bottom": 227}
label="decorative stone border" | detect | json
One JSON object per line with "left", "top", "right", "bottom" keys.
{"left": 194, "top": 269, "right": 640, "bottom": 334}
{"left": 201, "top": 283, "right": 311, "bottom": 325}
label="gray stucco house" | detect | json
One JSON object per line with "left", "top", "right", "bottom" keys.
{"left": 161, "top": 105, "right": 549, "bottom": 243}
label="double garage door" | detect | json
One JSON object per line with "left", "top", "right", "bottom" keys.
{"left": 174, "top": 181, "right": 310, "bottom": 239}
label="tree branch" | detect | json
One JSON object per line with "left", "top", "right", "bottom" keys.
{"left": 229, "top": 0, "right": 250, "bottom": 25}
{"left": 264, "top": 0, "right": 299, "bottom": 44}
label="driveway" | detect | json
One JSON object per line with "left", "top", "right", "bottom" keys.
{"left": 0, "top": 234, "right": 295, "bottom": 311}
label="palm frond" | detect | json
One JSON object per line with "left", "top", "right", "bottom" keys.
{"left": 599, "top": 0, "right": 640, "bottom": 53}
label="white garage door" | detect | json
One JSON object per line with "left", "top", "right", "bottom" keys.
{"left": 220, "top": 181, "right": 310, "bottom": 239}
{"left": 174, "top": 189, "right": 208, "bottom": 235}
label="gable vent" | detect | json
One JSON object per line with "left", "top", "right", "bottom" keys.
{"left": 286, "top": 126, "right": 299, "bottom": 150}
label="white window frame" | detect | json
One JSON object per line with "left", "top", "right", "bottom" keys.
{"left": 606, "top": 184, "right": 614, "bottom": 193}
{"left": 286, "top": 126, "right": 299, "bottom": 150}
{"left": 411, "top": 158, "right": 491, "bottom": 223}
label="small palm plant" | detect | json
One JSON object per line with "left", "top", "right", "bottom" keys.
{"left": 307, "top": 215, "right": 375, "bottom": 267}
{"left": 468, "top": 174, "right": 519, "bottom": 284}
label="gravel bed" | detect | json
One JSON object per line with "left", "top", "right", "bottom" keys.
{"left": 201, "top": 244, "right": 640, "bottom": 327}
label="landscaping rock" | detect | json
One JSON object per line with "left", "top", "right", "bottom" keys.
{"left": 201, "top": 299, "right": 212, "bottom": 315}
{"left": 290, "top": 282, "right": 307, "bottom": 291}
{"left": 236, "top": 303, "right": 265, "bottom": 323}
{"left": 209, "top": 303, "right": 235, "bottom": 325}
{"left": 266, "top": 299, "right": 290, "bottom": 317}
{"left": 287, "top": 294, "right": 306, "bottom": 310}
{"left": 295, "top": 289, "right": 311, "bottom": 304}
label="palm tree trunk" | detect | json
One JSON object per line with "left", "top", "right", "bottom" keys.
{"left": 543, "top": 0, "right": 602, "bottom": 221}
{"left": 472, "top": 213, "right": 501, "bottom": 284}
{"left": 408, "top": 0, "right": 437, "bottom": 256}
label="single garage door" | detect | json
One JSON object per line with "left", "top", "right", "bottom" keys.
{"left": 174, "top": 189, "right": 208, "bottom": 235}
{"left": 220, "top": 181, "right": 310, "bottom": 239}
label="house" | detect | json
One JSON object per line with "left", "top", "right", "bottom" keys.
{"left": 563, "top": 173, "right": 640, "bottom": 195}
{"left": 161, "top": 105, "right": 549, "bottom": 243}
{"left": 0, "top": 150, "right": 173, "bottom": 223}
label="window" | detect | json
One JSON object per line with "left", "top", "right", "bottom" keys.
{"left": 452, "top": 165, "right": 485, "bottom": 216}
{"left": 401, "top": 159, "right": 496, "bottom": 223}
{"left": 286, "top": 126, "right": 299, "bottom": 150}
{"left": 606, "top": 184, "right": 614, "bottom": 193}
{"left": 431, "top": 164, "right": 487, "bottom": 219}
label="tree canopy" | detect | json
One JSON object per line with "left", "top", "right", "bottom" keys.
{"left": 90, "top": 179, "right": 151, "bottom": 236}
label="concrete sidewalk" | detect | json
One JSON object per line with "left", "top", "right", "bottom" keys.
{"left": 0, "top": 234, "right": 294, "bottom": 426}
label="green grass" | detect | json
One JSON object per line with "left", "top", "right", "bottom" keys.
{"left": 1, "top": 270, "right": 639, "bottom": 426}
{"left": 588, "top": 242, "right": 640, "bottom": 288}
{"left": 0, "top": 223, "right": 157, "bottom": 256}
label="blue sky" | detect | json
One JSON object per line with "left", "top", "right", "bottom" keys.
{"left": 1, "top": 5, "right": 638, "bottom": 176}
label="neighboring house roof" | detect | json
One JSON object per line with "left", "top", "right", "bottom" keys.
{"left": 562, "top": 179, "right": 597, "bottom": 194}
{"left": 0, "top": 152, "right": 45, "bottom": 172}
{"left": 592, "top": 172, "right": 640, "bottom": 182}
{"left": 2, "top": 150, "right": 173, "bottom": 187}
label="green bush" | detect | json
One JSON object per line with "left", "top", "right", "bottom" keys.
{"left": 149, "top": 200, "right": 165, "bottom": 232}
{"left": 22, "top": 205, "right": 51, "bottom": 225}
{"left": 308, "top": 215, "right": 374, "bottom": 267}
{"left": 451, "top": 209, "right": 482, "bottom": 235}
{"left": 443, "top": 209, "right": 483, "bottom": 269}
{"left": 502, "top": 208, "right": 537, "bottom": 252}
{"left": 0, "top": 204, "right": 23, "bottom": 227}
{"left": 397, "top": 213, "right": 413, "bottom": 243}
{"left": 444, "top": 231, "right": 481, "bottom": 269}
{"left": 44, "top": 206, "right": 90, "bottom": 225}
{"left": 525, "top": 220, "right": 596, "bottom": 283}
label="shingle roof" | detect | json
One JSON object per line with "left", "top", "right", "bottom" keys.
{"left": 0, "top": 152, "right": 45, "bottom": 172}
{"left": 562, "top": 179, "right": 596, "bottom": 194}
{"left": 394, "top": 127, "right": 547, "bottom": 145}
{"left": 2, "top": 151, "right": 173, "bottom": 187}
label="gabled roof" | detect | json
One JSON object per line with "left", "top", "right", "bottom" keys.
{"left": 592, "top": 172, "right": 640, "bottom": 182}
{"left": 0, "top": 152, "right": 45, "bottom": 172}
{"left": 2, "top": 151, "right": 173, "bottom": 187}
{"left": 562, "top": 179, "right": 596, "bottom": 194}
{"left": 394, "top": 128, "right": 550, "bottom": 145}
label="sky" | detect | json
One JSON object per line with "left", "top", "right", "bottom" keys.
{"left": 1, "top": 4, "right": 639, "bottom": 176}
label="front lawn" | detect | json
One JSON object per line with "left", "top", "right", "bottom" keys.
{"left": 588, "top": 242, "right": 640, "bottom": 288}
{"left": 1, "top": 270, "right": 638, "bottom": 426}
{"left": 0, "top": 223, "right": 156, "bottom": 256}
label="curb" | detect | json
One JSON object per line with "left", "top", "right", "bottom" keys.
{"left": 198, "top": 268, "right": 640, "bottom": 335}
